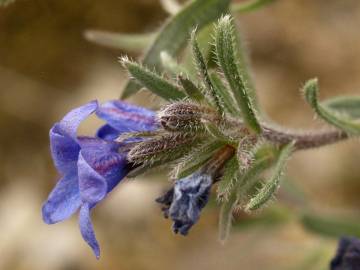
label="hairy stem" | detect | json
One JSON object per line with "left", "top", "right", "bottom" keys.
{"left": 261, "top": 125, "right": 348, "bottom": 150}
{"left": 226, "top": 117, "right": 349, "bottom": 150}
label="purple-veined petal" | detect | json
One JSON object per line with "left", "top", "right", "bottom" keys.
{"left": 78, "top": 151, "right": 108, "bottom": 205}
{"left": 78, "top": 137, "right": 130, "bottom": 192}
{"left": 96, "top": 124, "right": 121, "bottom": 140}
{"left": 42, "top": 171, "right": 81, "bottom": 224}
{"left": 79, "top": 203, "right": 100, "bottom": 259}
{"left": 96, "top": 100, "right": 157, "bottom": 132}
{"left": 78, "top": 136, "right": 119, "bottom": 153}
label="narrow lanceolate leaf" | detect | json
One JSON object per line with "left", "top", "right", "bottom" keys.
{"left": 121, "top": 57, "right": 185, "bottom": 101}
{"left": 121, "top": 0, "right": 231, "bottom": 99}
{"left": 246, "top": 142, "right": 295, "bottom": 211}
{"left": 204, "top": 122, "right": 232, "bottom": 143}
{"left": 191, "top": 29, "right": 224, "bottom": 113}
{"left": 181, "top": 24, "right": 215, "bottom": 81}
{"left": 178, "top": 75, "right": 205, "bottom": 102}
{"left": 215, "top": 15, "right": 261, "bottom": 133}
{"left": 217, "top": 157, "right": 238, "bottom": 201}
{"left": 323, "top": 96, "right": 360, "bottom": 119}
{"left": 172, "top": 140, "right": 225, "bottom": 179}
{"left": 209, "top": 72, "right": 240, "bottom": 116}
{"left": 160, "top": 51, "right": 189, "bottom": 78}
{"left": 218, "top": 143, "right": 276, "bottom": 241}
{"left": 218, "top": 172, "right": 238, "bottom": 242}
{"left": 231, "top": 0, "right": 276, "bottom": 13}
{"left": 84, "top": 30, "right": 155, "bottom": 52}
{"left": 303, "top": 78, "right": 360, "bottom": 135}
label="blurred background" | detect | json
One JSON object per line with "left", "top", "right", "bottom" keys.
{"left": 1, "top": 0, "right": 360, "bottom": 269}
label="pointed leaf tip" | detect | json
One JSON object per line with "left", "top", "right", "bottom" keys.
{"left": 303, "top": 78, "right": 360, "bottom": 135}
{"left": 245, "top": 142, "right": 295, "bottom": 211}
{"left": 214, "top": 14, "right": 260, "bottom": 133}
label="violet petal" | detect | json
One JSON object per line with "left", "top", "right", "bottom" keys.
{"left": 79, "top": 203, "right": 100, "bottom": 259}
{"left": 42, "top": 171, "right": 81, "bottom": 224}
{"left": 96, "top": 100, "right": 157, "bottom": 132}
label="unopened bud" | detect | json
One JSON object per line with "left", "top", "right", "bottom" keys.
{"left": 128, "top": 133, "right": 197, "bottom": 164}
{"left": 157, "top": 102, "right": 220, "bottom": 132}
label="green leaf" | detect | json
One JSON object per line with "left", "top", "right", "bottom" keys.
{"left": 160, "top": 51, "right": 189, "bottom": 78}
{"left": 323, "top": 95, "right": 360, "bottom": 118}
{"left": 245, "top": 142, "right": 295, "bottom": 211}
{"left": 233, "top": 144, "right": 277, "bottom": 203}
{"left": 218, "top": 143, "right": 277, "bottom": 241}
{"left": 209, "top": 72, "right": 240, "bottom": 116}
{"left": 231, "top": 0, "right": 276, "bottom": 13}
{"left": 191, "top": 29, "right": 225, "bottom": 113}
{"left": 303, "top": 78, "right": 360, "bottom": 135}
{"left": 172, "top": 140, "right": 225, "bottom": 179}
{"left": 218, "top": 172, "right": 239, "bottom": 243}
{"left": 120, "top": 57, "right": 185, "bottom": 101}
{"left": 204, "top": 122, "right": 232, "bottom": 142}
{"left": 181, "top": 24, "right": 215, "bottom": 81}
{"left": 214, "top": 15, "right": 261, "bottom": 133}
{"left": 301, "top": 212, "right": 360, "bottom": 238}
{"left": 84, "top": 30, "right": 155, "bottom": 52}
{"left": 178, "top": 75, "right": 205, "bottom": 102}
{"left": 217, "top": 157, "right": 239, "bottom": 201}
{"left": 121, "top": 0, "right": 231, "bottom": 99}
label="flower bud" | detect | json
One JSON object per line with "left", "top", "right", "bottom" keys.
{"left": 157, "top": 102, "right": 220, "bottom": 132}
{"left": 128, "top": 133, "right": 197, "bottom": 164}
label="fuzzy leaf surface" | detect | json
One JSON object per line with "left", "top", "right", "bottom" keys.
{"left": 121, "top": 58, "right": 185, "bottom": 101}
{"left": 191, "top": 29, "right": 224, "bottom": 113}
{"left": 214, "top": 15, "right": 260, "bottom": 132}
{"left": 218, "top": 143, "right": 276, "bottom": 241}
{"left": 304, "top": 78, "right": 360, "bottom": 135}
{"left": 121, "top": 0, "right": 231, "bottom": 99}
{"left": 209, "top": 72, "right": 240, "bottom": 115}
{"left": 178, "top": 75, "right": 205, "bottom": 102}
{"left": 245, "top": 142, "right": 295, "bottom": 211}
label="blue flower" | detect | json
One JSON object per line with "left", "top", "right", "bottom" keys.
{"left": 42, "top": 100, "right": 156, "bottom": 258}
{"left": 156, "top": 171, "right": 212, "bottom": 235}
{"left": 331, "top": 236, "right": 360, "bottom": 270}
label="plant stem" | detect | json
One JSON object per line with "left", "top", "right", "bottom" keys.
{"left": 227, "top": 117, "right": 349, "bottom": 150}
{"left": 261, "top": 124, "right": 348, "bottom": 150}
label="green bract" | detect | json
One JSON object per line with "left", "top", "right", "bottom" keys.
{"left": 304, "top": 78, "right": 360, "bottom": 135}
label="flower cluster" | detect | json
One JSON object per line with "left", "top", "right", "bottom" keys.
{"left": 43, "top": 99, "right": 227, "bottom": 258}
{"left": 42, "top": 14, "right": 360, "bottom": 260}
